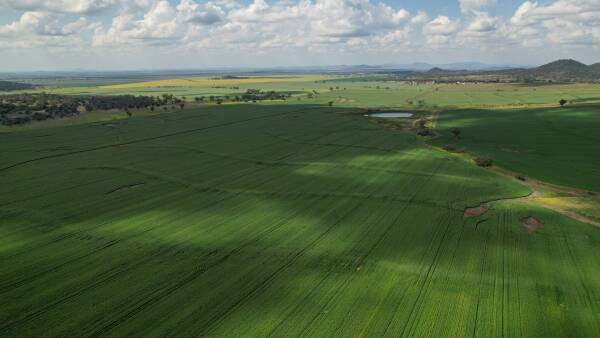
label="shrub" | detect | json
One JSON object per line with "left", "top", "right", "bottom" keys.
{"left": 451, "top": 128, "right": 461, "bottom": 139}
{"left": 443, "top": 144, "right": 457, "bottom": 152}
{"left": 443, "top": 144, "right": 465, "bottom": 153}
{"left": 474, "top": 156, "right": 493, "bottom": 167}
{"left": 417, "top": 129, "right": 435, "bottom": 137}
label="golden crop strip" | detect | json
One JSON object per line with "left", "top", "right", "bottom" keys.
{"left": 99, "top": 75, "right": 330, "bottom": 90}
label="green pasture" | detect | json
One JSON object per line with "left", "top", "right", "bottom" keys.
{"left": 2, "top": 102, "right": 600, "bottom": 336}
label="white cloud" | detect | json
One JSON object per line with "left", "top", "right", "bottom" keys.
{"left": 424, "top": 16, "right": 459, "bottom": 35}
{"left": 423, "top": 16, "right": 460, "bottom": 47}
{"left": 0, "top": 0, "right": 119, "bottom": 15}
{"left": 1, "top": 0, "right": 600, "bottom": 66}
{"left": 0, "top": 11, "right": 87, "bottom": 36}
{"left": 178, "top": 0, "right": 225, "bottom": 25}
{"left": 465, "top": 12, "right": 499, "bottom": 33}
{"left": 459, "top": 0, "right": 497, "bottom": 14}
{"left": 509, "top": 0, "right": 600, "bottom": 46}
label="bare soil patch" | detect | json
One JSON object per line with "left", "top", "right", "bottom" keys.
{"left": 464, "top": 205, "right": 489, "bottom": 218}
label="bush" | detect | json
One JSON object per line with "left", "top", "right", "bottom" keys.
{"left": 443, "top": 144, "right": 457, "bottom": 152}
{"left": 442, "top": 144, "right": 464, "bottom": 153}
{"left": 417, "top": 129, "right": 435, "bottom": 137}
{"left": 451, "top": 127, "right": 461, "bottom": 139}
{"left": 474, "top": 156, "right": 493, "bottom": 167}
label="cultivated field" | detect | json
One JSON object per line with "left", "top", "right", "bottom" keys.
{"left": 2, "top": 76, "right": 600, "bottom": 336}
{"left": 23, "top": 75, "right": 600, "bottom": 109}
{"left": 434, "top": 104, "right": 600, "bottom": 191}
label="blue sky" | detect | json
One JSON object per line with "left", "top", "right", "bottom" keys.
{"left": 384, "top": 0, "right": 524, "bottom": 16}
{"left": 0, "top": 0, "right": 597, "bottom": 71}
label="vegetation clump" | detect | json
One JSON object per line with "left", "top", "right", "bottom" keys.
{"left": 0, "top": 80, "right": 36, "bottom": 92}
{"left": 417, "top": 129, "right": 435, "bottom": 137}
{"left": 451, "top": 127, "right": 462, "bottom": 138}
{"left": 241, "top": 89, "right": 290, "bottom": 102}
{"left": 442, "top": 144, "right": 464, "bottom": 153}
{"left": 474, "top": 156, "right": 494, "bottom": 167}
{"left": 0, "top": 93, "right": 181, "bottom": 126}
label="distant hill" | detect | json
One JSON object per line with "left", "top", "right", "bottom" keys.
{"left": 409, "top": 59, "right": 600, "bottom": 83}
{"left": 424, "top": 67, "right": 466, "bottom": 75}
{"left": 0, "top": 80, "right": 36, "bottom": 91}
{"left": 401, "top": 62, "right": 522, "bottom": 71}
{"left": 589, "top": 63, "right": 600, "bottom": 72}
{"left": 426, "top": 67, "right": 445, "bottom": 74}
{"left": 527, "top": 59, "right": 597, "bottom": 80}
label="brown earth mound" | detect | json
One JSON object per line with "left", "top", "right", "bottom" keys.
{"left": 464, "top": 205, "right": 488, "bottom": 218}
{"left": 522, "top": 217, "right": 543, "bottom": 233}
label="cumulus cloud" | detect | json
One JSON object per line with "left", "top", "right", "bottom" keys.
{"left": 464, "top": 12, "right": 500, "bottom": 33}
{"left": 0, "top": 11, "right": 87, "bottom": 36}
{"left": 0, "top": 0, "right": 599, "bottom": 62}
{"left": 93, "top": 1, "right": 185, "bottom": 46}
{"left": 0, "top": 0, "right": 119, "bottom": 15}
{"left": 509, "top": 0, "right": 600, "bottom": 46}
{"left": 90, "top": 0, "right": 418, "bottom": 50}
{"left": 178, "top": 0, "right": 225, "bottom": 25}
{"left": 459, "top": 0, "right": 497, "bottom": 14}
{"left": 423, "top": 16, "right": 460, "bottom": 47}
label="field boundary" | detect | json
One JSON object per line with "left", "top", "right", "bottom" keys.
{"left": 431, "top": 144, "right": 600, "bottom": 227}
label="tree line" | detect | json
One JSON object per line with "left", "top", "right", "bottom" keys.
{"left": 193, "top": 89, "right": 292, "bottom": 104}
{"left": 0, "top": 93, "right": 183, "bottom": 126}
{"left": 0, "top": 80, "right": 37, "bottom": 92}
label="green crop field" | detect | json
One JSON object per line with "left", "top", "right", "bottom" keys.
{"left": 433, "top": 104, "right": 600, "bottom": 191}
{"left": 2, "top": 77, "right": 600, "bottom": 337}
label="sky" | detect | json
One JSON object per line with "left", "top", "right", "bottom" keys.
{"left": 0, "top": 0, "right": 599, "bottom": 71}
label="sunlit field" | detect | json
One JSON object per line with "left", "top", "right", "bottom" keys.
{"left": 36, "top": 77, "right": 600, "bottom": 109}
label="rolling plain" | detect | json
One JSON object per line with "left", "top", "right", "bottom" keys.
{"left": 2, "top": 75, "right": 600, "bottom": 336}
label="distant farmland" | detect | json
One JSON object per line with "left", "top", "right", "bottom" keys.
{"left": 2, "top": 75, "right": 600, "bottom": 336}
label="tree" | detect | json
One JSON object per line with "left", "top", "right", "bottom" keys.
{"left": 328, "top": 101, "right": 334, "bottom": 107}
{"left": 559, "top": 99, "right": 567, "bottom": 107}
{"left": 451, "top": 128, "right": 461, "bottom": 139}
